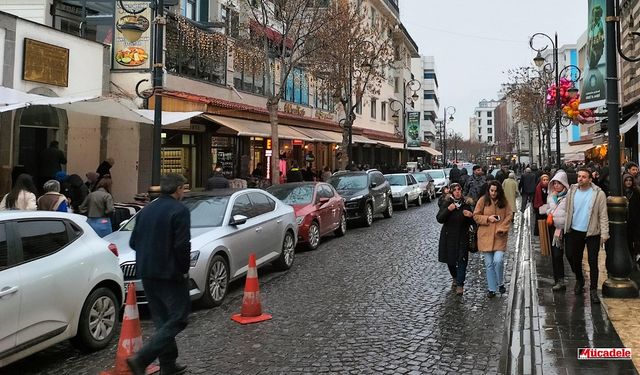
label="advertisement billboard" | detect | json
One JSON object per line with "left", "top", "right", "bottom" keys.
{"left": 406, "top": 111, "right": 421, "bottom": 148}
{"left": 579, "top": 0, "right": 606, "bottom": 109}
{"left": 113, "top": 1, "right": 152, "bottom": 70}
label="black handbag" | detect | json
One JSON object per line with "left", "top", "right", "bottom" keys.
{"left": 468, "top": 224, "right": 478, "bottom": 253}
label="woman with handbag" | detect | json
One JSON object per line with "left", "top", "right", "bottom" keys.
{"left": 547, "top": 170, "right": 570, "bottom": 291}
{"left": 437, "top": 183, "right": 475, "bottom": 296}
{"left": 474, "top": 181, "right": 513, "bottom": 298}
{"left": 533, "top": 174, "right": 550, "bottom": 236}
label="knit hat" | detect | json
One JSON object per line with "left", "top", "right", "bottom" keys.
{"left": 623, "top": 173, "right": 636, "bottom": 187}
{"left": 550, "top": 169, "right": 570, "bottom": 190}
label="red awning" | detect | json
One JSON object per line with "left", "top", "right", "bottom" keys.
{"left": 249, "top": 20, "right": 294, "bottom": 49}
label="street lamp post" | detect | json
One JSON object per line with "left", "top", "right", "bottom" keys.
{"left": 442, "top": 106, "right": 455, "bottom": 167}
{"left": 600, "top": 0, "right": 639, "bottom": 298}
{"left": 389, "top": 79, "right": 422, "bottom": 161}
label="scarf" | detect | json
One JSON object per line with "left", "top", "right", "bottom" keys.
{"left": 552, "top": 190, "right": 567, "bottom": 204}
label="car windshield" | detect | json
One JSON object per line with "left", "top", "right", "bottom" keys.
{"left": 121, "top": 195, "right": 230, "bottom": 230}
{"left": 426, "top": 170, "right": 445, "bottom": 179}
{"left": 412, "top": 173, "right": 428, "bottom": 183}
{"left": 268, "top": 185, "right": 314, "bottom": 205}
{"left": 329, "top": 175, "right": 367, "bottom": 190}
{"left": 385, "top": 175, "right": 407, "bottom": 186}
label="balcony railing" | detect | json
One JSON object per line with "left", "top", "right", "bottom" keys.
{"left": 165, "top": 13, "right": 227, "bottom": 85}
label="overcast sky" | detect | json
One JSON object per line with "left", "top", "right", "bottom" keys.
{"left": 400, "top": 0, "right": 588, "bottom": 139}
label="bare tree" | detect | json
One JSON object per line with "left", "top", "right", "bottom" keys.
{"left": 458, "top": 139, "right": 484, "bottom": 163}
{"left": 306, "top": 0, "right": 394, "bottom": 169}
{"left": 237, "top": 0, "right": 331, "bottom": 184}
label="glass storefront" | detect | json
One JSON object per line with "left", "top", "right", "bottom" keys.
{"left": 161, "top": 132, "right": 196, "bottom": 187}
{"left": 52, "top": 0, "right": 114, "bottom": 44}
{"left": 211, "top": 136, "right": 236, "bottom": 179}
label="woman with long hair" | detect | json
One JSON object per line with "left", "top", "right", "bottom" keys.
{"left": 437, "top": 183, "right": 475, "bottom": 296}
{"left": 473, "top": 180, "right": 513, "bottom": 298}
{"left": 79, "top": 177, "right": 114, "bottom": 237}
{"left": 0, "top": 173, "right": 37, "bottom": 210}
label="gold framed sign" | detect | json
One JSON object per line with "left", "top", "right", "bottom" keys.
{"left": 22, "top": 38, "right": 69, "bottom": 87}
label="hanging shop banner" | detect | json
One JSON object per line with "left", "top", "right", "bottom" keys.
{"left": 113, "top": 1, "right": 152, "bottom": 70}
{"left": 406, "top": 111, "right": 421, "bottom": 148}
{"left": 579, "top": 0, "right": 606, "bottom": 109}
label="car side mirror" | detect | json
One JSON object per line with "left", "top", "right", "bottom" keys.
{"left": 318, "top": 197, "right": 330, "bottom": 205}
{"left": 230, "top": 214, "right": 248, "bottom": 226}
{"left": 370, "top": 181, "right": 378, "bottom": 188}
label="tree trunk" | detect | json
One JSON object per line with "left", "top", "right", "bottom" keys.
{"left": 546, "top": 124, "right": 553, "bottom": 168}
{"left": 267, "top": 98, "right": 280, "bottom": 185}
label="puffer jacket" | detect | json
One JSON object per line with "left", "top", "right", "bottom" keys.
{"left": 547, "top": 170, "right": 570, "bottom": 229}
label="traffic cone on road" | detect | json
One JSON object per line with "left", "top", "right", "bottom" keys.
{"left": 100, "top": 283, "right": 160, "bottom": 375}
{"left": 231, "top": 253, "right": 272, "bottom": 325}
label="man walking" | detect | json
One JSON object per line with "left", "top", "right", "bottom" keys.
{"left": 463, "top": 165, "right": 486, "bottom": 202}
{"left": 564, "top": 168, "right": 609, "bottom": 304}
{"left": 127, "top": 174, "right": 191, "bottom": 375}
{"left": 518, "top": 167, "right": 537, "bottom": 212}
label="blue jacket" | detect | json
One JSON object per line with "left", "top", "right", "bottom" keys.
{"left": 130, "top": 195, "right": 191, "bottom": 280}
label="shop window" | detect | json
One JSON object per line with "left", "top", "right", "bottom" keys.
{"left": 233, "top": 52, "right": 266, "bottom": 95}
{"left": 285, "top": 68, "right": 309, "bottom": 105}
{"left": 52, "top": 0, "right": 115, "bottom": 44}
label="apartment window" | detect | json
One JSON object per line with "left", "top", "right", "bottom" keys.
{"left": 221, "top": 5, "right": 239, "bottom": 37}
{"left": 423, "top": 70, "right": 439, "bottom": 87}
{"left": 479, "top": 135, "right": 483, "bottom": 142}
{"left": 382, "top": 102, "right": 387, "bottom": 121}
{"left": 186, "top": 0, "right": 197, "bottom": 20}
{"left": 478, "top": 119, "right": 482, "bottom": 126}
{"left": 314, "top": 79, "right": 334, "bottom": 111}
{"left": 52, "top": 0, "right": 115, "bottom": 43}
{"left": 478, "top": 127, "right": 482, "bottom": 133}
{"left": 488, "top": 128, "right": 493, "bottom": 134}
{"left": 487, "top": 112, "right": 492, "bottom": 118}
{"left": 487, "top": 119, "right": 492, "bottom": 125}
{"left": 488, "top": 136, "right": 493, "bottom": 142}
{"left": 424, "top": 112, "right": 429, "bottom": 121}
{"left": 394, "top": 77, "right": 400, "bottom": 93}
{"left": 476, "top": 111, "right": 481, "bottom": 117}
{"left": 284, "top": 68, "right": 309, "bottom": 105}
{"left": 355, "top": 100, "right": 362, "bottom": 115}
{"left": 371, "top": 98, "right": 377, "bottom": 119}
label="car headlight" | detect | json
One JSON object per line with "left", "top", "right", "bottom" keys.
{"left": 296, "top": 216, "right": 305, "bottom": 225}
{"left": 436, "top": 182, "right": 445, "bottom": 187}
{"left": 190, "top": 251, "right": 200, "bottom": 267}
{"left": 349, "top": 195, "right": 364, "bottom": 201}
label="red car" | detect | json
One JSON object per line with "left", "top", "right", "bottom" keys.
{"left": 267, "top": 182, "right": 347, "bottom": 249}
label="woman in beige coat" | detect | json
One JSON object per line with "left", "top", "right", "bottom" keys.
{"left": 473, "top": 180, "right": 513, "bottom": 298}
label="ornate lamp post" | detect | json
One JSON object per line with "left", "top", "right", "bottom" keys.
{"left": 389, "top": 79, "right": 422, "bottom": 151}
{"left": 441, "top": 106, "right": 455, "bottom": 166}
{"left": 599, "top": 0, "right": 639, "bottom": 298}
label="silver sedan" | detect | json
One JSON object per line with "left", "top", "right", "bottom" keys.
{"left": 105, "top": 189, "right": 298, "bottom": 308}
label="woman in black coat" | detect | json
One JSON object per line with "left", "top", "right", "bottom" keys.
{"left": 437, "top": 183, "right": 475, "bottom": 296}
{"left": 623, "top": 174, "right": 640, "bottom": 263}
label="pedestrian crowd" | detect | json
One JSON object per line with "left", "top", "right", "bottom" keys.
{"left": 436, "top": 160, "right": 640, "bottom": 305}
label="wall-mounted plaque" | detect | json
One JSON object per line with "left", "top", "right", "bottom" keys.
{"left": 22, "top": 38, "right": 69, "bottom": 87}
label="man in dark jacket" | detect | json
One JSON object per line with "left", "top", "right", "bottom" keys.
{"left": 287, "top": 161, "right": 304, "bottom": 182}
{"left": 495, "top": 165, "right": 509, "bottom": 184}
{"left": 39, "top": 141, "right": 67, "bottom": 189}
{"left": 206, "top": 164, "right": 229, "bottom": 190}
{"left": 449, "top": 165, "right": 461, "bottom": 185}
{"left": 518, "top": 167, "right": 537, "bottom": 212}
{"left": 463, "top": 165, "right": 486, "bottom": 202}
{"left": 127, "top": 174, "right": 190, "bottom": 375}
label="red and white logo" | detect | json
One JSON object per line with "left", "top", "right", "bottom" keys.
{"left": 578, "top": 348, "right": 632, "bottom": 360}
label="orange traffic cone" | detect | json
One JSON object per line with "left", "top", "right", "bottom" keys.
{"left": 231, "top": 253, "right": 272, "bottom": 324}
{"left": 101, "top": 283, "right": 160, "bottom": 375}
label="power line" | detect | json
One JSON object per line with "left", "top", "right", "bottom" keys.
{"left": 403, "top": 21, "right": 527, "bottom": 45}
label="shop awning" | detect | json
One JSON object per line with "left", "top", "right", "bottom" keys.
{"left": 316, "top": 130, "right": 344, "bottom": 143}
{"left": 376, "top": 140, "right": 405, "bottom": 149}
{"left": 422, "top": 146, "right": 442, "bottom": 156}
{"left": 563, "top": 143, "right": 595, "bottom": 154}
{"left": 0, "top": 86, "right": 97, "bottom": 113}
{"left": 620, "top": 113, "right": 639, "bottom": 135}
{"left": 292, "top": 127, "right": 340, "bottom": 143}
{"left": 352, "top": 134, "right": 378, "bottom": 144}
{"left": 202, "top": 114, "right": 313, "bottom": 141}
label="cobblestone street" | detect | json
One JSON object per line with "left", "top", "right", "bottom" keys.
{"left": 5, "top": 201, "right": 515, "bottom": 374}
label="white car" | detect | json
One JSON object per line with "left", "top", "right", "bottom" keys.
{"left": 0, "top": 211, "right": 124, "bottom": 367}
{"left": 106, "top": 189, "right": 298, "bottom": 308}
{"left": 384, "top": 173, "right": 423, "bottom": 210}
{"left": 423, "top": 169, "right": 450, "bottom": 195}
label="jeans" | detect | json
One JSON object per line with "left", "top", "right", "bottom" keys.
{"left": 551, "top": 245, "right": 565, "bottom": 281}
{"left": 483, "top": 251, "right": 505, "bottom": 292}
{"left": 87, "top": 217, "right": 112, "bottom": 237}
{"left": 565, "top": 230, "right": 601, "bottom": 289}
{"left": 136, "top": 278, "right": 190, "bottom": 368}
{"left": 447, "top": 256, "right": 468, "bottom": 287}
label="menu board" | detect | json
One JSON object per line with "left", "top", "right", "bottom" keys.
{"left": 113, "top": 1, "right": 152, "bottom": 70}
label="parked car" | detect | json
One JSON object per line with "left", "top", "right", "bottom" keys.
{"left": 0, "top": 211, "right": 124, "bottom": 367}
{"left": 106, "top": 189, "right": 297, "bottom": 308}
{"left": 267, "top": 182, "right": 346, "bottom": 250}
{"left": 327, "top": 169, "right": 393, "bottom": 227}
{"left": 423, "top": 169, "right": 450, "bottom": 195}
{"left": 411, "top": 172, "right": 436, "bottom": 202}
{"left": 384, "top": 173, "right": 423, "bottom": 210}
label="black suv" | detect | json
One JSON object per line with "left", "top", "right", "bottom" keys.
{"left": 327, "top": 169, "right": 393, "bottom": 227}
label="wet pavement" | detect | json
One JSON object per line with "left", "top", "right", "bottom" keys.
{"left": 503, "top": 207, "right": 639, "bottom": 375}
{"left": 4, "top": 198, "right": 515, "bottom": 374}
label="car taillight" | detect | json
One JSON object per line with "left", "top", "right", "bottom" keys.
{"left": 108, "top": 243, "right": 119, "bottom": 257}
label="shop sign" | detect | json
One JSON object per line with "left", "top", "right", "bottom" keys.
{"left": 265, "top": 150, "right": 273, "bottom": 157}
{"left": 283, "top": 103, "right": 306, "bottom": 116}
{"left": 23, "top": 39, "right": 69, "bottom": 87}
{"left": 315, "top": 110, "right": 334, "bottom": 120}
{"left": 266, "top": 138, "right": 272, "bottom": 150}
{"left": 113, "top": 1, "right": 152, "bottom": 70}
{"left": 406, "top": 111, "right": 421, "bottom": 148}
{"left": 292, "top": 139, "right": 304, "bottom": 146}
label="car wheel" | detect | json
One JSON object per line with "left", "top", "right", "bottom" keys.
{"left": 307, "top": 221, "right": 321, "bottom": 250}
{"left": 274, "top": 230, "right": 295, "bottom": 270}
{"left": 71, "top": 287, "right": 118, "bottom": 352}
{"left": 200, "top": 254, "right": 229, "bottom": 308}
{"left": 335, "top": 211, "right": 347, "bottom": 237}
{"left": 362, "top": 203, "right": 374, "bottom": 227}
{"left": 382, "top": 197, "right": 393, "bottom": 218}
{"left": 416, "top": 194, "right": 422, "bottom": 206}
{"left": 401, "top": 196, "right": 409, "bottom": 211}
